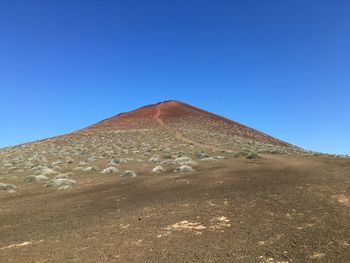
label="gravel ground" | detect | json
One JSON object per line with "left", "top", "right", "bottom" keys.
{"left": 1, "top": 154, "right": 350, "bottom": 262}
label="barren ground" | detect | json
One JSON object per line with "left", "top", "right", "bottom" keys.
{"left": 1, "top": 153, "right": 350, "bottom": 262}
{"left": 1, "top": 101, "right": 349, "bottom": 262}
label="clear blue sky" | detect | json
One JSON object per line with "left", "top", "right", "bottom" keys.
{"left": 1, "top": 0, "right": 349, "bottom": 154}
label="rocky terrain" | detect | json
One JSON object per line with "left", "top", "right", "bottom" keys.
{"left": 0, "top": 100, "right": 349, "bottom": 262}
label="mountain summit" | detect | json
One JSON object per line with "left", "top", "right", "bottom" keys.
{"left": 86, "top": 100, "right": 294, "bottom": 152}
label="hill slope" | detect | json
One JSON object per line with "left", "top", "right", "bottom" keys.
{"left": 86, "top": 100, "right": 297, "bottom": 153}
{"left": 4, "top": 101, "right": 350, "bottom": 262}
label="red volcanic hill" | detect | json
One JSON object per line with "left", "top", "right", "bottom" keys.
{"left": 86, "top": 100, "right": 293, "bottom": 148}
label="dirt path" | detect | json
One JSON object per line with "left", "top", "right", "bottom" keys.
{"left": 155, "top": 104, "right": 226, "bottom": 152}
{"left": 155, "top": 104, "right": 165, "bottom": 126}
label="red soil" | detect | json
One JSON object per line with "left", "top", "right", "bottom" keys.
{"left": 86, "top": 100, "right": 292, "bottom": 147}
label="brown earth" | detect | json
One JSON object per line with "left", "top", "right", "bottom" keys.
{"left": 87, "top": 100, "right": 292, "bottom": 148}
{"left": 0, "top": 100, "right": 349, "bottom": 262}
{"left": 1, "top": 154, "right": 350, "bottom": 262}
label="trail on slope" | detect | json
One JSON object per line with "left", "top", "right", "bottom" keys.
{"left": 155, "top": 105, "right": 165, "bottom": 126}
{"left": 155, "top": 104, "right": 225, "bottom": 152}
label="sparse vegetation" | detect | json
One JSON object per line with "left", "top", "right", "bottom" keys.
{"left": 175, "top": 165, "right": 194, "bottom": 173}
{"left": 122, "top": 170, "right": 137, "bottom": 177}
{"left": 0, "top": 100, "right": 348, "bottom": 262}
{"left": 101, "top": 167, "right": 119, "bottom": 174}
{"left": 24, "top": 175, "right": 49, "bottom": 183}
{"left": 0, "top": 183, "right": 16, "bottom": 190}
{"left": 46, "top": 178, "right": 77, "bottom": 188}
{"left": 152, "top": 165, "right": 163, "bottom": 173}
